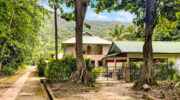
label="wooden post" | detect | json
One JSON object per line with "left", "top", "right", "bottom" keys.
{"left": 115, "top": 58, "right": 117, "bottom": 70}
{"left": 107, "top": 66, "right": 108, "bottom": 81}
{"left": 103, "top": 59, "right": 106, "bottom": 66}
{"left": 125, "top": 58, "right": 130, "bottom": 82}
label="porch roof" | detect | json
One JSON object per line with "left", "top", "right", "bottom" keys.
{"left": 106, "top": 41, "right": 180, "bottom": 58}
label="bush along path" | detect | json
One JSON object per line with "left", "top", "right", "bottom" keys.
{"left": 0, "top": 66, "right": 47, "bottom": 100}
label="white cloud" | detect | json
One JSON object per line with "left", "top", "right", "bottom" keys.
{"left": 39, "top": 3, "right": 53, "bottom": 11}
{"left": 88, "top": 12, "right": 108, "bottom": 20}
{"left": 115, "top": 11, "right": 134, "bottom": 23}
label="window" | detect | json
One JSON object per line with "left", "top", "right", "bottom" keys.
{"left": 87, "top": 45, "right": 91, "bottom": 55}
{"left": 91, "top": 60, "right": 95, "bottom": 68}
{"left": 94, "top": 45, "right": 102, "bottom": 55}
{"left": 83, "top": 50, "right": 86, "bottom": 54}
{"left": 98, "top": 60, "right": 103, "bottom": 66}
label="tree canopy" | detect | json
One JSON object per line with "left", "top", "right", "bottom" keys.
{"left": 0, "top": 0, "right": 50, "bottom": 73}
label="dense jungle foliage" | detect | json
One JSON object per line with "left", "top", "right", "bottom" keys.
{"left": 0, "top": 0, "right": 50, "bottom": 75}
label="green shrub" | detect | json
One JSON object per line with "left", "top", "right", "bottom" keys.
{"left": 2, "top": 64, "right": 16, "bottom": 75}
{"left": 130, "top": 60, "right": 178, "bottom": 81}
{"left": 91, "top": 68, "right": 105, "bottom": 81}
{"left": 173, "top": 74, "right": 180, "bottom": 83}
{"left": 130, "top": 62, "right": 143, "bottom": 81}
{"left": 45, "top": 54, "right": 93, "bottom": 81}
{"left": 85, "top": 58, "right": 93, "bottom": 71}
{"left": 45, "top": 59, "right": 72, "bottom": 81}
{"left": 61, "top": 55, "right": 76, "bottom": 72}
{"left": 155, "top": 63, "right": 177, "bottom": 80}
{"left": 18, "top": 64, "right": 29, "bottom": 70}
{"left": 37, "top": 57, "right": 52, "bottom": 77}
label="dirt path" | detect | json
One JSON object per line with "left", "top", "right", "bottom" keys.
{"left": 15, "top": 66, "right": 47, "bottom": 100}
{"left": 0, "top": 68, "right": 28, "bottom": 98}
{"left": 55, "top": 82, "right": 144, "bottom": 100}
{"left": 79, "top": 83, "right": 143, "bottom": 100}
{"left": 0, "top": 66, "right": 47, "bottom": 100}
{"left": 0, "top": 67, "right": 31, "bottom": 100}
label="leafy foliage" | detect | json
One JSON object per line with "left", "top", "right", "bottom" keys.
{"left": 130, "top": 62, "right": 143, "bottom": 81}
{"left": 45, "top": 55, "right": 92, "bottom": 81}
{"left": 0, "top": 0, "right": 50, "bottom": 73}
{"left": 92, "top": 0, "right": 180, "bottom": 41}
{"left": 1, "top": 64, "right": 16, "bottom": 75}
{"left": 91, "top": 68, "right": 105, "bottom": 82}
{"left": 155, "top": 64, "right": 177, "bottom": 80}
{"left": 39, "top": 18, "right": 130, "bottom": 53}
{"left": 108, "top": 24, "right": 125, "bottom": 41}
{"left": 130, "top": 61, "right": 179, "bottom": 81}
{"left": 37, "top": 57, "right": 52, "bottom": 77}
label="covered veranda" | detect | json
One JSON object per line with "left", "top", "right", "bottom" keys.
{"left": 102, "top": 53, "right": 168, "bottom": 82}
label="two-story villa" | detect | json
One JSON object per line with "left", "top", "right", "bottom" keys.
{"left": 62, "top": 32, "right": 111, "bottom": 67}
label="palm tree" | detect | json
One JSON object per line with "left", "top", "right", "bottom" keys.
{"left": 121, "top": 25, "right": 137, "bottom": 40}
{"left": 108, "top": 24, "right": 125, "bottom": 41}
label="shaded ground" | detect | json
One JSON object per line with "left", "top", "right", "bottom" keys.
{"left": 0, "top": 69, "right": 27, "bottom": 98}
{"left": 0, "top": 66, "right": 47, "bottom": 100}
{"left": 15, "top": 66, "right": 47, "bottom": 100}
{"left": 49, "top": 79, "right": 180, "bottom": 100}
{"left": 49, "top": 81, "right": 143, "bottom": 100}
{"left": 148, "top": 81, "right": 180, "bottom": 100}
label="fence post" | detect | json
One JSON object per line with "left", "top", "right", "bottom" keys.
{"left": 125, "top": 63, "right": 130, "bottom": 82}
{"left": 107, "top": 66, "right": 108, "bottom": 81}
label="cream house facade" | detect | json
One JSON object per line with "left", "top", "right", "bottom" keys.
{"left": 62, "top": 32, "right": 111, "bottom": 67}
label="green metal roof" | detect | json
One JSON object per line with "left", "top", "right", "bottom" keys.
{"left": 113, "top": 41, "right": 180, "bottom": 53}
{"left": 62, "top": 32, "right": 111, "bottom": 45}
{"left": 105, "top": 52, "right": 121, "bottom": 57}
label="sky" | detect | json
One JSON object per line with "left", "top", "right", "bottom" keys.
{"left": 39, "top": 1, "right": 136, "bottom": 23}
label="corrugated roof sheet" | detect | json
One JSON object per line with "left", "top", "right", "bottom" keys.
{"left": 114, "top": 41, "right": 180, "bottom": 53}
{"left": 62, "top": 32, "right": 111, "bottom": 44}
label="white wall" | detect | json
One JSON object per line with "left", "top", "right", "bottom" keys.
{"left": 127, "top": 53, "right": 180, "bottom": 70}
{"left": 176, "top": 56, "right": 180, "bottom": 70}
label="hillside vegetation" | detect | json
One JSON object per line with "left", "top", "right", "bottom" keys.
{"left": 39, "top": 18, "right": 131, "bottom": 53}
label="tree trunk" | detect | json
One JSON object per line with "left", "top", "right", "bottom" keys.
{"left": 0, "top": 42, "right": 7, "bottom": 70}
{"left": 54, "top": 5, "right": 58, "bottom": 61}
{"left": 70, "top": 0, "right": 91, "bottom": 84}
{"left": 0, "top": 3, "right": 15, "bottom": 71}
{"left": 133, "top": 0, "right": 158, "bottom": 90}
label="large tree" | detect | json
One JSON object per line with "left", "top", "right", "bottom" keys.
{"left": 133, "top": 0, "right": 158, "bottom": 90}
{"left": 93, "top": 0, "right": 179, "bottom": 90}
{"left": 48, "top": 0, "right": 63, "bottom": 60}
{"left": 70, "top": 0, "right": 91, "bottom": 84}
{"left": 54, "top": 4, "right": 58, "bottom": 60}
{"left": 48, "top": 0, "right": 92, "bottom": 84}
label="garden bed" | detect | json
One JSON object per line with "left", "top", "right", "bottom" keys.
{"left": 147, "top": 81, "right": 180, "bottom": 100}
{"left": 48, "top": 82, "right": 100, "bottom": 99}
{"left": 46, "top": 81, "right": 180, "bottom": 100}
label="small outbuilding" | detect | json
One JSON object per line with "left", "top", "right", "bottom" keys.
{"left": 103, "top": 41, "right": 180, "bottom": 82}
{"left": 103, "top": 41, "right": 180, "bottom": 67}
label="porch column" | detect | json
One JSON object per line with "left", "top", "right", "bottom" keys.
{"left": 115, "top": 58, "right": 117, "bottom": 69}
{"left": 103, "top": 58, "right": 107, "bottom": 66}
{"left": 125, "top": 57, "right": 130, "bottom": 82}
